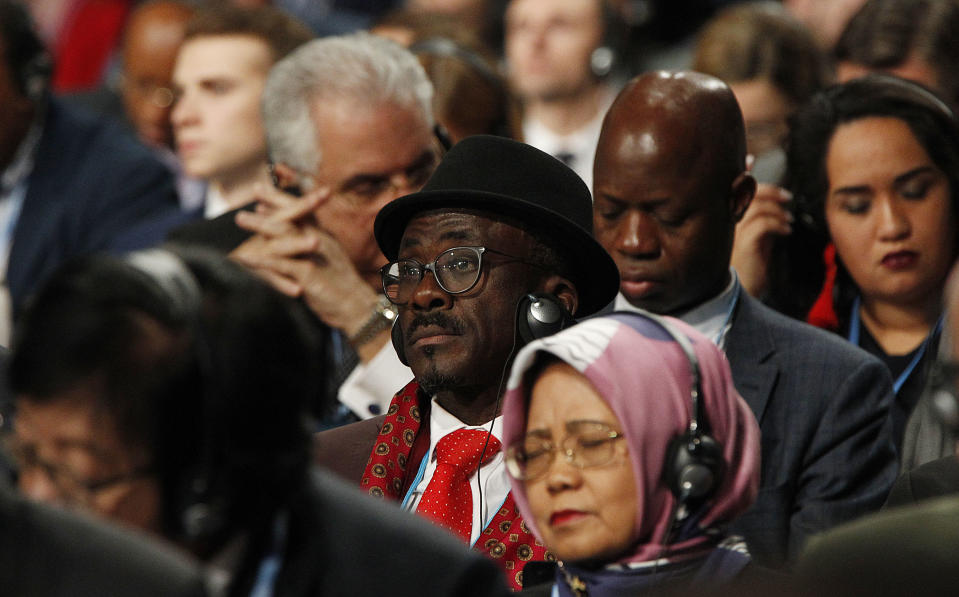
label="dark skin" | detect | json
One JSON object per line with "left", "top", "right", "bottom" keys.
{"left": 593, "top": 71, "right": 756, "bottom": 315}
{"left": 396, "top": 209, "right": 577, "bottom": 425}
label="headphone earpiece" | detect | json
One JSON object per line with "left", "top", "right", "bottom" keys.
{"left": 652, "top": 316, "right": 725, "bottom": 506}
{"left": 664, "top": 430, "right": 724, "bottom": 502}
{"left": 589, "top": 1, "right": 623, "bottom": 78}
{"left": 516, "top": 292, "right": 575, "bottom": 345}
{"left": 124, "top": 249, "right": 227, "bottom": 544}
{"left": 20, "top": 54, "right": 51, "bottom": 102}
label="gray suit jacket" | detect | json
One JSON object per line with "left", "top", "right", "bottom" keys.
{"left": 725, "top": 294, "right": 899, "bottom": 567}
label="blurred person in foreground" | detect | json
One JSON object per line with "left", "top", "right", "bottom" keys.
{"left": 4, "top": 246, "right": 509, "bottom": 597}
{"left": 502, "top": 312, "right": 762, "bottom": 595}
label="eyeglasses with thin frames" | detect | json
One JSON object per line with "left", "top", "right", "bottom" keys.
{"left": 505, "top": 420, "right": 624, "bottom": 481}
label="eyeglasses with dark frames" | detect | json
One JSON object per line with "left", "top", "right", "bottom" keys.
{"left": 505, "top": 420, "right": 625, "bottom": 481}
{"left": 380, "top": 245, "right": 541, "bottom": 305}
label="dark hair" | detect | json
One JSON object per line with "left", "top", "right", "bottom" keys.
{"left": 693, "top": 1, "right": 831, "bottom": 108}
{"left": 781, "top": 74, "right": 959, "bottom": 326}
{"left": 9, "top": 246, "right": 320, "bottom": 554}
{"left": 835, "top": 0, "right": 959, "bottom": 107}
{"left": 184, "top": 4, "right": 314, "bottom": 64}
{"left": 411, "top": 37, "right": 520, "bottom": 140}
{"left": 0, "top": 0, "right": 51, "bottom": 98}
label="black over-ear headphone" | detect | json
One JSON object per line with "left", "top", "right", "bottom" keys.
{"left": 653, "top": 315, "right": 725, "bottom": 505}
{"left": 124, "top": 249, "right": 227, "bottom": 545}
{"left": 390, "top": 292, "right": 574, "bottom": 366}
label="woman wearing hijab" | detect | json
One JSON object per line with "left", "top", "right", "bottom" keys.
{"left": 501, "top": 312, "right": 761, "bottom": 596}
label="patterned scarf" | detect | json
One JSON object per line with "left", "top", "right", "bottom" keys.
{"left": 360, "top": 380, "right": 552, "bottom": 590}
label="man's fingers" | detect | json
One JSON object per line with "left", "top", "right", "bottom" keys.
{"left": 248, "top": 266, "right": 304, "bottom": 297}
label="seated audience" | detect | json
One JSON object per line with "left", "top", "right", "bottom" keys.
{"left": 692, "top": 1, "right": 832, "bottom": 301}
{"left": 593, "top": 70, "right": 898, "bottom": 566}
{"left": 175, "top": 33, "right": 435, "bottom": 425}
{"left": 170, "top": 4, "right": 312, "bottom": 218}
{"left": 0, "top": 0, "right": 180, "bottom": 323}
{"left": 4, "top": 246, "right": 510, "bottom": 597}
{"left": 502, "top": 312, "right": 761, "bottom": 595}
{"left": 786, "top": 75, "right": 959, "bottom": 451}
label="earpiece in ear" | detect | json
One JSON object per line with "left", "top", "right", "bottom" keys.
{"left": 516, "top": 292, "right": 575, "bottom": 344}
{"left": 664, "top": 432, "right": 724, "bottom": 503}
{"left": 590, "top": 46, "right": 615, "bottom": 78}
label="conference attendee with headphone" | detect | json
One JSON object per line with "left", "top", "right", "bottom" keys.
{"left": 314, "top": 134, "right": 620, "bottom": 590}
{"left": 503, "top": 0, "right": 623, "bottom": 189}
{"left": 501, "top": 312, "right": 761, "bottom": 595}
{"left": 4, "top": 246, "right": 510, "bottom": 597}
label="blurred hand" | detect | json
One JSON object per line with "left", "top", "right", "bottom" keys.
{"left": 732, "top": 183, "right": 793, "bottom": 298}
{"left": 231, "top": 184, "right": 379, "bottom": 335}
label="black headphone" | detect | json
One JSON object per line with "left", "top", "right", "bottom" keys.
{"left": 390, "top": 292, "right": 574, "bottom": 366}
{"left": 124, "top": 249, "right": 227, "bottom": 545}
{"left": 652, "top": 315, "right": 725, "bottom": 505}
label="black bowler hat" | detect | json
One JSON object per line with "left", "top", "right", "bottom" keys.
{"left": 374, "top": 135, "right": 619, "bottom": 316}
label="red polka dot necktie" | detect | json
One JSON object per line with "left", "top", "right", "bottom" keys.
{"left": 416, "top": 428, "right": 501, "bottom": 542}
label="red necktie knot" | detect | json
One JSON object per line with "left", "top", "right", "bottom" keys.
{"left": 417, "top": 429, "right": 501, "bottom": 541}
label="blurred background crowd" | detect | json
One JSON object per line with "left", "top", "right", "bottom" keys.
{"left": 2, "top": 0, "right": 959, "bottom": 596}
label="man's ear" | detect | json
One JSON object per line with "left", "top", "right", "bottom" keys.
{"left": 269, "top": 162, "right": 305, "bottom": 197}
{"left": 730, "top": 171, "right": 756, "bottom": 222}
{"left": 539, "top": 275, "right": 579, "bottom": 316}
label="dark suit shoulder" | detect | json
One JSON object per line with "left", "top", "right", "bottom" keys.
{"left": 885, "top": 455, "right": 959, "bottom": 508}
{"left": 734, "top": 294, "right": 882, "bottom": 366}
{"left": 313, "top": 415, "right": 386, "bottom": 484}
{"left": 167, "top": 205, "right": 254, "bottom": 253}
{"left": 796, "top": 496, "right": 959, "bottom": 596}
{"left": 0, "top": 485, "right": 206, "bottom": 597}
{"left": 277, "top": 473, "right": 510, "bottom": 597}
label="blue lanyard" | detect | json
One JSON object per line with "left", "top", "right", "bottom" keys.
{"left": 248, "top": 511, "right": 289, "bottom": 597}
{"left": 401, "top": 451, "right": 508, "bottom": 547}
{"left": 715, "top": 280, "right": 742, "bottom": 350}
{"left": 848, "top": 296, "right": 943, "bottom": 394}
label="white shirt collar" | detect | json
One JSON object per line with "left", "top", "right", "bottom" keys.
{"left": 614, "top": 268, "right": 741, "bottom": 350}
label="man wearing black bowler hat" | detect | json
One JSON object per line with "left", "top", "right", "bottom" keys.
{"left": 314, "top": 135, "right": 619, "bottom": 590}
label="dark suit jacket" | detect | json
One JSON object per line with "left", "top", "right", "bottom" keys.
{"left": 795, "top": 495, "right": 959, "bottom": 596}
{"left": 167, "top": 205, "right": 254, "bottom": 253}
{"left": 233, "top": 472, "right": 510, "bottom": 597}
{"left": 0, "top": 484, "right": 207, "bottom": 596}
{"left": 725, "top": 294, "right": 899, "bottom": 567}
{"left": 884, "top": 455, "right": 959, "bottom": 508}
{"left": 7, "top": 98, "right": 180, "bottom": 312}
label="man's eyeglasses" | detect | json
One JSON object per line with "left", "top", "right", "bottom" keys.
{"left": 505, "top": 420, "right": 624, "bottom": 481}
{"left": 380, "top": 246, "right": 538, "bottom": 305}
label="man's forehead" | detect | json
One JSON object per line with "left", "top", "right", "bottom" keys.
{"left": 176, "top": 34, "right": 272, "bottom": 78}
